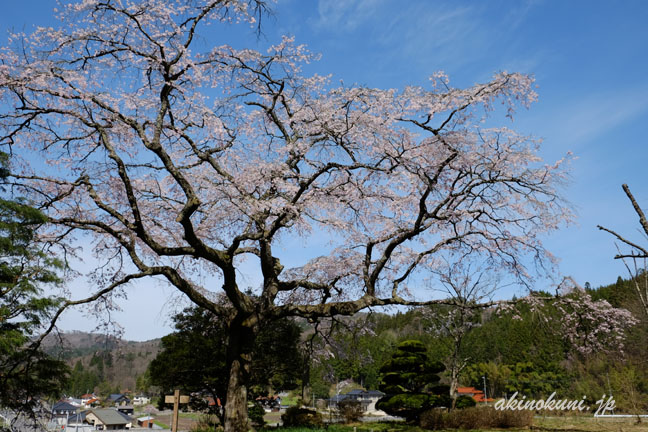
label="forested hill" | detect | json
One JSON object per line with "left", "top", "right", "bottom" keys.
{"left": 42, "top": 331, "right": 160, "bottom": 396}
{"left": 42, "top": 274, "right": 647, "bottom": 412}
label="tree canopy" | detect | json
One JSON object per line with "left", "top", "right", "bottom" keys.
{"left": 148, "top": 306, "right": 304, "bottom": 414}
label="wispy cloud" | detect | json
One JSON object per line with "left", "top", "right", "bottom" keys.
{"left": 313, "top": 0, "right": 388, "bottom": 31}
{"left": 310, "top": 0, "right": 546, "bottom": 83}
{"left": 551, "top": 84, "right": 648, "bottom": 146}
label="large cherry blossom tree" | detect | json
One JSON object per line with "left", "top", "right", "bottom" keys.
{"left": 0, "top": 1, "right": 572, "bottom": 430}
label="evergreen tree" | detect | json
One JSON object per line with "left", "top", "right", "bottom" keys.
{"left": 376, "top": 340, "right": 450, "bottom": 423}
{"left": 148, "top": 306, "right": 305, "bottom": 420}
{"left": 0, "top": 152, "right": 68, "bottom": 418}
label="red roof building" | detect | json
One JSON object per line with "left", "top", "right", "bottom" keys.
{"left": 457, "top": 387, "right": 494, "bottom": 403}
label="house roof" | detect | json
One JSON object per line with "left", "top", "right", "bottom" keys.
{"left": 52, "top": 401, "right": 77, "bottom": 412}
{"left": 107, "top": 394, "right": 128, "bottom": 401}
{"left": 68, "top": 411, "right": 87, "bottom": 423}
{"left": 81, "top": 394, "right": 94, "bottom": 399}
{"left": 457, "top": 387, "right": 483, "bottom": 394}
{"left": 89, "top": 409, "right": 130, "bottom": 426}
{"left": 339, "top": 389, "right": 384, "bottom": 399}
{"left": 115, "top": 410, "right": 134, "bottom": 422}
{"left": 456, "top": 387, "right": 493, "bottom": 403}
{"left": 329, "top": 394, "right": 350, "bottom": 402}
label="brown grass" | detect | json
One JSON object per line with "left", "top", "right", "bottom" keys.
{"left": 420, "top": 406, "right": 533, "bottom": 430}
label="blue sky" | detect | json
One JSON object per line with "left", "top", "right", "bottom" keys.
{"left": 2, "top": 0, "right": 648, "bottom": 340}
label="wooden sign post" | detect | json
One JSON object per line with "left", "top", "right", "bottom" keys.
{"left": 165, "top": 390, "right": 190, "bottom": 432}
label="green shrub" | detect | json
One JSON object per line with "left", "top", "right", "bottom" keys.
{"left": 419, "top": 406, "right": 533, "bottom": 430}
{"left": 281, "top": 406, "right": 323, "bottom": 428}
{"left": 454, "top": 395, "right": 476, "bottom": 409}
{"left": 248, "top": 403, "right": 266, "bottom": 428}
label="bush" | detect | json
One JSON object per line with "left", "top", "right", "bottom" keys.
{"left": 454, "top": 395, "right": 476, "bottom": 409}
{"left": 419, "top": 406, "right": 533, "bottom": 430}
{"left": 336, "top": 399, "right": 363, "bottom": 423}
{"left": 281, "top": 406, "right": 323, "bottom": 428}
{"left": 248, "top": 403, "right": 266, "bottom": 428}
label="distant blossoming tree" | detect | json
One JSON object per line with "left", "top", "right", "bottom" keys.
{"left": 422, "top": 263, "right": 496, "bottom": 405}
{"left": 499, "top": 276, "right": 638, "bottom": 357}
{"left": 0, "top": 1, "right": 573, "bottom": 430}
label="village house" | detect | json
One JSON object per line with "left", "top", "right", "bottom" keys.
{"left": 456, "top": 386, "right": 494, "bottom": 403}
{"left": 132, "top": 395, "right": 151, "bottom": 406}
{"left": 80, "top": 394, "right": 95, "bottom": 405}
{"left": 328, "top": 389, "right": 386, "bottom": 415}
{"left": 106, "top": 394, "right": 131, "bottom": 406}
{"left": 51, "top": 401, "right": 77, "bottom": 421}
{"left": 85, "top": 408, "right": 133, "bottom": 430}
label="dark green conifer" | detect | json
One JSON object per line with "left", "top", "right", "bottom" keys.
{"left": 376, "top": 340, "right": 450, "bottom": 422}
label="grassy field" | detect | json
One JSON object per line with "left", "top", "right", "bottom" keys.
{"left": 154, "top": 412, "right": 200, "bottom": 430}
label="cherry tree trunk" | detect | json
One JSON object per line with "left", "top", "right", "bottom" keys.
{"left": 223, "top": 317, "right": 256, "bottom": 432}
{"left": 449, "top": 367, "right": 459, "bottom": 409}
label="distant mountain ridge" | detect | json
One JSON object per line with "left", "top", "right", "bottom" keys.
{"left": 42, "top": 331, "right": 162, "bottom": 396}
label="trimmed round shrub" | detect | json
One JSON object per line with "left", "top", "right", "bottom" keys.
{"left": 376, "top": 340, "right": 450, "bottom": 422}
{"left": 454, "top": 395, "right": 477, "bottom": 409}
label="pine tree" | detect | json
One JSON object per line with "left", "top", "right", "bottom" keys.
{"left": 376, "top": 340, "right": 450, "bottom": 423}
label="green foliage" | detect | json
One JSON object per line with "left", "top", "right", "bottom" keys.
{"left": 454, "top": 395, "right": 476, "bottom": 409}
{"left": 136, "top": 369, "right": 153, "bottom": 393}
{"left": 148, "top": 306, "right": 305, "bottom": 413}
{"left": 280, "top": 406, "right": 323, "bottom": 428}
{"left": 376, "top": 340, "right": 450, "bottom": 423}
{"left": 462, "top": 361, "right": 566, "bottom": 398}
{"left": 148, "top": 307, "right": 228, "bottom": 412}
{"left": 249, "top": 316, "right": 304, "bottom": 395}
{"left": 247, "top": 403, "right": 265, "bottom": 428}
{"left": 463, "top": 301, "right": 566, "bottom": 368}
{"left": 66, "top": 359, "right": 101, "bottom": 396}
{"left": 308, "top": 363, "right": 333, "bottom": 399}
{"left": 0, "top": 152, "right": 69, "bottom": 415}
{"left": 313, "top": 314, "right": 399, "bottom": 392}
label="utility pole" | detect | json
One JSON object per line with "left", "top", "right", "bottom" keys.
{"left": 482, "top": 376, "right": 488, "bottom": 405}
